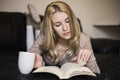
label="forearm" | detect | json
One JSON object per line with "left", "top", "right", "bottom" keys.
{"left": 86, "top": 58, "right": 101, "bottom": 74}
{"left": 28, "top": 34, "right": 44, "bottom": 68}
{"left": 80, "top": 33, "right": 100, "bottom": 74}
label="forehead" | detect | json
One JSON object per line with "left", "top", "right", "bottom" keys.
{"left": 51, "top": 12, "right": 68, "bottom": 22}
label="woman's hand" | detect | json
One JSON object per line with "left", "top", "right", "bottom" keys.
{"left": 34, "top": 53, "right": 43, "bottom": 68}
{"left": 72, "top": 49, "right": 92, "bottom": 64}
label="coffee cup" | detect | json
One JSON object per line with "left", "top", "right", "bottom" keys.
{"left": 18, "top": 51, "right": 35, "bottom": 74}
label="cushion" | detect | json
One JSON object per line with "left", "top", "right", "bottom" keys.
{"left": 91, "top": 38, "right": 120, "bottom": 53}
{"left": 0, "top": 12, "right": 26, "bottom": 51}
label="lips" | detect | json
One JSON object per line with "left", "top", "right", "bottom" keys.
{"left": 63, "top": 32, "right": 70, "bottom": 36}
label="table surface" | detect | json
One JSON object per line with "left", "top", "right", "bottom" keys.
{"left": 0, "top": 55, "right": 108, "bottom": 80}
{"left": 0, "top": 64, "right": 108, "bottom": 80}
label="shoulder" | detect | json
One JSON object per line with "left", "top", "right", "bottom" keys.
{"left": 80, "top": 32, "right": 90, "bottom": 41}
{"left": 80, "top": 32, "right": 91, "bottom": 47}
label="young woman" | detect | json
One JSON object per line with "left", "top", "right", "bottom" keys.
{"left": 29, "top": 1, "right": 100, "bottom": 74}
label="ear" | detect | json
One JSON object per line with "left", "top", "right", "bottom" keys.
{"left": 27, "top": 4, "right": 41, "bottom": 24}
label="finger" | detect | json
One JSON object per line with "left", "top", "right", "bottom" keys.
{"left": 77, "top": 49, "right": 83, "bottom": 63}
{"left": 83, "top": 50, "right": 91, "bottom": 62}
{"left": 84, "top": 51, "right": 91, "bottom": 62}
{"left": 82, "top": 50, "right": 87, "bottom": 62}
{"left": 80, "top": 50, "right": 86, "bottom": 62}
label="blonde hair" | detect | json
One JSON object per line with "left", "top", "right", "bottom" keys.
{"left": 40, "top": 1, "right": 81, "bottom": 63}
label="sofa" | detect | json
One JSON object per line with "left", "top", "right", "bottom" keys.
{"left": 0, "top": 12, "right": 27, "bottom": 79}
{"left": 0, "top": 12, "right": 120, "bottom": 80}
{"left": 91, "top": 38, "right": 120, "bottom": 80}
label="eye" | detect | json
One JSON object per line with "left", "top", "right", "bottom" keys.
{"left": 65, "top": 18, "right": 70, "bottom": 23}
{"left": 54, "top": 22, "right": 61, "bottom": 27}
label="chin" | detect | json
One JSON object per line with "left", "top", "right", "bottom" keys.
{"left": 64, "top": 36, "right": 71, "bottom": 40}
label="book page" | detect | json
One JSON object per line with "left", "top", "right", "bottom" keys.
{"left": 61, "top": 62, "right": 86, "bottom": 73}
{"left": 33, "top": 66, "right": 64, "bottom": 78}
{"left": 60, "top": 62, "right": 96, "bottom": 78}
{"left": 64, "top": 67, "right": 96, "bottom": 78}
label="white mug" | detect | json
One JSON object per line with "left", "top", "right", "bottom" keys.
{"left": 18, "top": 51, "right": 35, "bottom": 74}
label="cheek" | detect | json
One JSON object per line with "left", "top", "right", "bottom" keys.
{"left": 68, "top": 24, "right": 71, "bottom": 29}
{"left": 53, "top": 28, "right": 62, "bottom": 35}
{"left": 54, "top": 29, "right": 61, "bottom": 34}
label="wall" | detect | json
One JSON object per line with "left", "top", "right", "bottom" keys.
{"left": 0, "top": 0, "right": 120, "bottom": 39}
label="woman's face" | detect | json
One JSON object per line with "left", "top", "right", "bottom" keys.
{"left": 51, "top": 12, "right": 71, "bottom": 40}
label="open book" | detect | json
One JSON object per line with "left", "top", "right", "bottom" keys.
{"left": 33, "top": 62, "right": 96, "bottom": 79}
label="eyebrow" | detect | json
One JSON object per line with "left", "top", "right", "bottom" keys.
{"left": 52, "top": 17, "right": 69, "bottom": 24}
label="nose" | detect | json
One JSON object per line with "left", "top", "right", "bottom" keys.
{"left": 62, "top": 23, "right": 68, "bottom": 31}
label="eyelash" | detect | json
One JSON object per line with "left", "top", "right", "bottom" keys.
{"left": 55, "top": 24, "right": 61, "bottom": 27}
{"left": 66, "top": 19, "right": 70, "bottom": 23}
{"left": 54, "top": 19, "right": 70, "bottom": 27}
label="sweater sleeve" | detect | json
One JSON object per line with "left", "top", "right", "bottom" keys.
{"left": 28, "top": 33, "right": 43, "bottom": 54}
{"left": 80, "top": 33, "right": 101, "bottom": 74}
